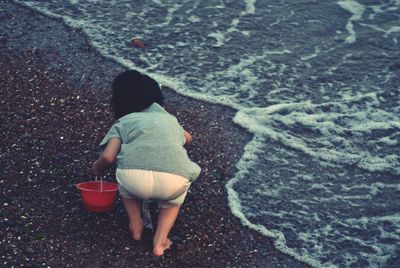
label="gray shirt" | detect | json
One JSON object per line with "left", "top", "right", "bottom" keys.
{"left": 99, "top": 103, "right": 201, "bottom": 182}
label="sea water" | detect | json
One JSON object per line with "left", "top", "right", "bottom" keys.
{"left": 13, "top": 0, "right": 400, "bottom": 266}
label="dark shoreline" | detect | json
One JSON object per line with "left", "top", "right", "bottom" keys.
{"left": 1, "top": 1, "right": 307, "bottom": 267}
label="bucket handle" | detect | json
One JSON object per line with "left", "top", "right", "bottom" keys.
{"left": 95, "top": 176, "right": 103, "bottom": 192}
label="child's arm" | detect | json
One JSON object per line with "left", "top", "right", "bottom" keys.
{"left": 92, "top": 137, "right": 121, "bottom": 176}
{"left": 184, "top": 129, "right": 192, "bottom": 145}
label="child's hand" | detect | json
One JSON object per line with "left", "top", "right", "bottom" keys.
{"left": 91, "top": 138, "right": 121, "bottom": 176}
{"left": 91, "top": 160, "right": 103, "bottom": 176}
{"left": 183, "top": 130, "right": 192, "bottom": 145}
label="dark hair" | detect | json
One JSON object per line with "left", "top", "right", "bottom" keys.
{"left": 111, "top": 70, "right": 164, "bottom": 119}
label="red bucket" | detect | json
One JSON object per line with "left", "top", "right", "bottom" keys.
{"left": 76, "top": 181, "right": 118, "bottom": 212}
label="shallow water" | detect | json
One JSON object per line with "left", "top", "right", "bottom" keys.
{"left": 14, "top": 0, "right": 400, "bottom": 266}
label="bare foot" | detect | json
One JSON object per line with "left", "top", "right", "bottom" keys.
{"left": 153, "top": 238, "right": 173, "bottom": 256}
{"left": 129, "top": 220, "right": 143, "bottom": 240}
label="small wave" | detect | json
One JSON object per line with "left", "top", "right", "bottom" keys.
{"left": 226, "top": 137, "right": 327, "bottom": 268}
{"left": 233, "top": 92, "right": 400, "bottom": 175}
{"left": 337, "top": 0, "right": 366, "bottom": 43}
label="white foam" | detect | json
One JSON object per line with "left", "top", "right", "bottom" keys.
{"left": 188, "top": 15, "right": 201, "bottom": 23}
{"left": 233, "top": 93, "right": 400, "bottom": 175}
{"left": 154, "top": 3, "right": 182, "bottom": 28}
{"left": 241, "top": 0, "right": 256, "bottom": 15}
{"left": 343, "top": 215, "right": 400, "bottom": 267}
{"left": 378, "top": 136, "right": 398, "bottom": 146}
{"left": 369, "top": 1, "right": 400, "bottom": 19}
{"left": 360, "top": 22, "right": 400, "bottom": 39}
{"left": 300, "top": 47, "right": 321, "bottom": 61}
{"left": 226, "top": 137, "right": 327, "bottom": 267}
{"left": 337, "top": 0, "right": 366, "bottom": 43}
{"left": 13, "top": 0, "right": 242, "bottom": 111}
{"left": 227, "top": 18, "right": 240, "bottom": 33}
{"left": 151, "top": 0, "right": 162, "bottom": 5}
{"left": 270, "top": 10, "right": 295, "bottom": 27}
{"left": 207, "top": 31, "right": 227, "bottom": 47}
{"left": 384, "top": 26, "right": 400, "bottom": 37}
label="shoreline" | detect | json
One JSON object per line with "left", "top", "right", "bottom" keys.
{"left": 1, "top": 1, "right": 308, "bottom": 267}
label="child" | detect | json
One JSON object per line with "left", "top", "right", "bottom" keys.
{"left": 91, "top": 70, "right": 201, "bottom": 256}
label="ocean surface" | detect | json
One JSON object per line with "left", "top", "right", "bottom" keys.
{"left": 14, "top": 0, "right": 400, "bottom": 267}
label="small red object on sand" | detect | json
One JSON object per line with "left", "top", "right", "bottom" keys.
{"left": 132, "top": 37, "right": 145, "bottom": 48}
{"left": 76, "top": 180, "right": 118, "bottom": 212}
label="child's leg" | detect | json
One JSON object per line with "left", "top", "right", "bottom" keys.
{"left": 153, "top": 205, "right": 181, "bottom": 256}
{"left": 122, "top": 197, "right": 143, "bottom": 240}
